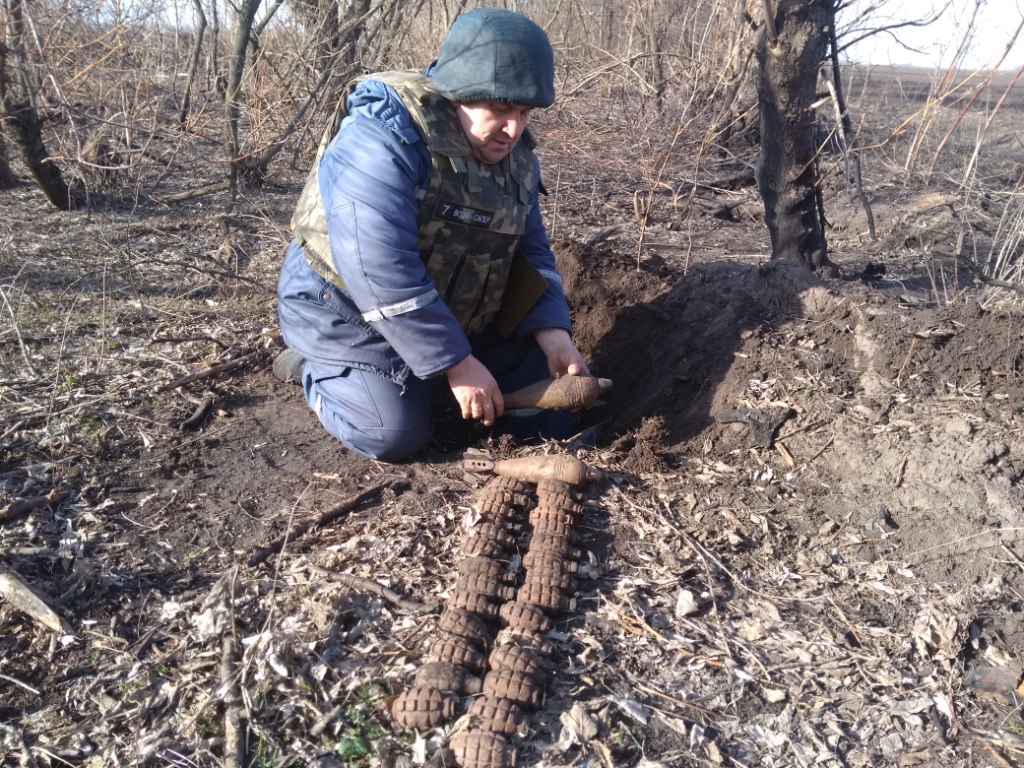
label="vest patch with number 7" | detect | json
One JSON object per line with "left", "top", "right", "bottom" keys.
{"left": 437, "top": 201, "right": 494, "bottom": 228}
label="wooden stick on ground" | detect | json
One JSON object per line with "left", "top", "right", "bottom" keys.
{"left": 156, "top": 349, "right": 265, "bottom": 393}
{"left": 309, "top": 565, "right": 438, "bottom": 615}
{"left": 221, "top": 630, "right": 244, "bottom": 768}
{"left": 152, "top": 179, "right": 231, "bottom": 206}
{"left": 179, "top": 393, "right": 215, "bottom": 431}
{"left": 0, "top": 489, "right": 67, "bottom": 525}
{"left": 248, "top": 480, "right": 410, "bottom": 568}
{"left": 0, "top": 568, "right": 70, "bottom": 633}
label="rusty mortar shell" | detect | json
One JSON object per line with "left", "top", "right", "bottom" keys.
{"left": 447, "top": 588, "right": 500, "bottom": 619}
{"left": 430, "top": 633, "right": 488, "bottom": 672}
{"left": 523, "top": 564, "right": 577, "bottom": 594}
{"left": 464, "top": 455, "right": 602, "bottom": 486}
{"left": 466, "top": 694, "right": 528, "bottom": 737}
{"left": 453, "top": 571, "right": 517, "bottom": 602}
{"left": 517, "top": 580, "right": 576, "bottom": 613}
{"left": 437, "top": 607, "right": 492, "bottom": 649}
{"left": 498, "top": 601, "right": 551, "bottom": 633}
{"left": 502, "top": 374, "right": 612, "bottom": 411}
{"left": 524, "top": 533, "right": 582, "bottom": 563}
{"left": 482, "top": 667, "right": 544, "bottom": 709}
{"left": 390, "top": 686, "right": 458, "bottom": 730}
{"left": 488, "top": 643, "right": 544, "bottom": 680}
{"left": 449, "top": 730, "right": 517, "bottom": 768}
{"left": 414, "top": 661, "right": 482, "bottom": 695}
{"left": 524, "top": 548, "right": 581, "bottom": 577}
{"left": 458, "top": 555, "right": 514, "bottom": 582}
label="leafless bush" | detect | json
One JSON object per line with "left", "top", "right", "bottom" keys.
{"left": 975, "top": 191, "right": 1024, "bottom": 306}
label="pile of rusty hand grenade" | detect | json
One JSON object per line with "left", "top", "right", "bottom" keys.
{"left": 391, "top": 454, "right": 603, "bottom": 768}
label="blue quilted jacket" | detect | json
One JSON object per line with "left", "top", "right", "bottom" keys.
{"left": 276, "top": 76, "right": 572, "bottom": 387}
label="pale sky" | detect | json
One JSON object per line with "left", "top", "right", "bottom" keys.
{"left": 842, "top": 0, "right": 1024, "bottom": 70}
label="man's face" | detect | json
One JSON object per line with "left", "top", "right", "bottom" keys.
{"left": 456, "top": 101, "right": 534, "bottom": 165}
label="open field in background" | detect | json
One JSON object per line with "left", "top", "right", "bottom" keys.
{"left": 1, "top": 5, "right": 1024, "bottom": 766}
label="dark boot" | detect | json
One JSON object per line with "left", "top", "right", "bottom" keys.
{"left": 272, "top": 348, "right": 306, "bottom": 383}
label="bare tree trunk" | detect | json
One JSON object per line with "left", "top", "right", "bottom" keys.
{"left": 0, "top": 127, "right": 18, "bottom": 188}
{"left": 224, "top": 0, "right": 261, "bottom": 199}
{"left": 754, "top": 0, "right": 835, "bottom": 274}
{"left": 178, "top": 0, "right": 207, "bottom": 129}
{"left": 825, "top": 22, "right": 875, "bottom": 240}
{"left": 0, "top": 0, "right": 82, "bottom": 210}
{"left": 207, "top": 0, "right": 220, "bottom": 90}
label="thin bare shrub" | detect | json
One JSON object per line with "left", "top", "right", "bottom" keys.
{"left": 977, "top": 190, "right": 1024, "bottom": 307}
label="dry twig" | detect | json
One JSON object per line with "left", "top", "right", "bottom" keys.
{"left": 248, "top": 480, "right": 411, "bottom": 567}
{"left": 0, "top": 567, "right": 70, "bottom": 633}
{"left": 309, "top": 565, "right": 438, "bottom": 615}
{"left": 0, "top": 490, "right": 67, "bottom": 524}
{"left": 156, "top": 349, "right": 266, "bottom": 393}
{"left": 221, "top": 625, "right": 244, "bottom": 768}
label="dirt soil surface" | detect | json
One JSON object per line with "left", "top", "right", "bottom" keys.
{"left": 2, "top": 78, "right": 1024, "bottom": 768}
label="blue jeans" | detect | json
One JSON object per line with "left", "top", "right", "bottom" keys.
{"left": 302, "top": 330, "right": 571, "bottom": 461}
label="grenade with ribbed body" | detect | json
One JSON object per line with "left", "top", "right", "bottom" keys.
{"left": 518, "top": 580, "right": 576, "bottom": 613}
{"left": 524, "top": 564, "right": 577, "bottom": 593}
{"left": 449, "top": 730, "right": 518, "bottom": 768}
{"left": 524, "top": 532, "right": 581, "bottom": 561}
{"left": 467, "top": 694, "right": 528, "bottom": 736}
{"left": 535, "top": 478, "right": 579, "bottom": 504}
{"left": 458, "top": 555, "right": 514, "bottom": 582}
{"left": 472, "top": 496, "right": 525, "bottom": 521}
{"left": 478, "top": 474, "right": 532, "bottom": 505}
{"left": 438, "top": 607, "right": 492, "bottom": 648}
{"left": 469, "top": 511, "right": 524, "bottom": 534}
{"left": 522, "top": 546, "right": 578, "bottom": 574}
{"left": 488, "top": 643, "right": 544, "bottom": 680}
{"left": 532, "top": 499, "right": 583, "bottom": 519}
{"left": 498, "top": 600, "right": 551, "bottom": 632}
{"left": 430, "top": 633, "right": 488, "bottom": 672}
{"left": 496, "top": 628, "right": 556, "bottom": 657}
{"left": 482, "top": 667, "right": 544, "bottom": 709}
{"left": 462, "top": 533, "right": 515, "bottom": 558}
{"left": 463, "top": 520, "right": 519, "bottom": 549}
{"left": 390, "top": 686, "right": 458, "bottom": 729}
{"left": 414, "top": 661, "right": 482, "bottom": 694}
{"left": 528, "top": 512, "right": 577, "bottom": 542}
{"left": 448, "top": 589, "right": 500, "bottom": 619}
{"left": 453, "top": 571, "right": 517, "bottom": 601}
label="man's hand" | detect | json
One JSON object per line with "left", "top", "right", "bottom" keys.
{"left": 446, "top": 355, "right": 504, "bottom": 426}
{"left": 533, "top": 328, "right": 590, "bottom": 378}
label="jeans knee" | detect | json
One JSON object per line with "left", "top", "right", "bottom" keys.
{"left": 303, "top": 365, "right": 432, "bottom": 462}
{"left": 344, "top": 422, "right": 433, "bottom": 462}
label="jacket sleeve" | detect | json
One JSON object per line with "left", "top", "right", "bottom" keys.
{"left": 514, "top": 156, "right": 573, "bottom": 337}
{"left": 319, "top": 81, "right": 472, "bottom": 379}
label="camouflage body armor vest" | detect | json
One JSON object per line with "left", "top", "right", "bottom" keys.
{"left": 290, "top": 70, "right": 537, "bottom": 337}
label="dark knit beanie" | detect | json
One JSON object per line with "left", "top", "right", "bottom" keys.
{"left": 431, "top": 8, "right": 555, "bottom": 108}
